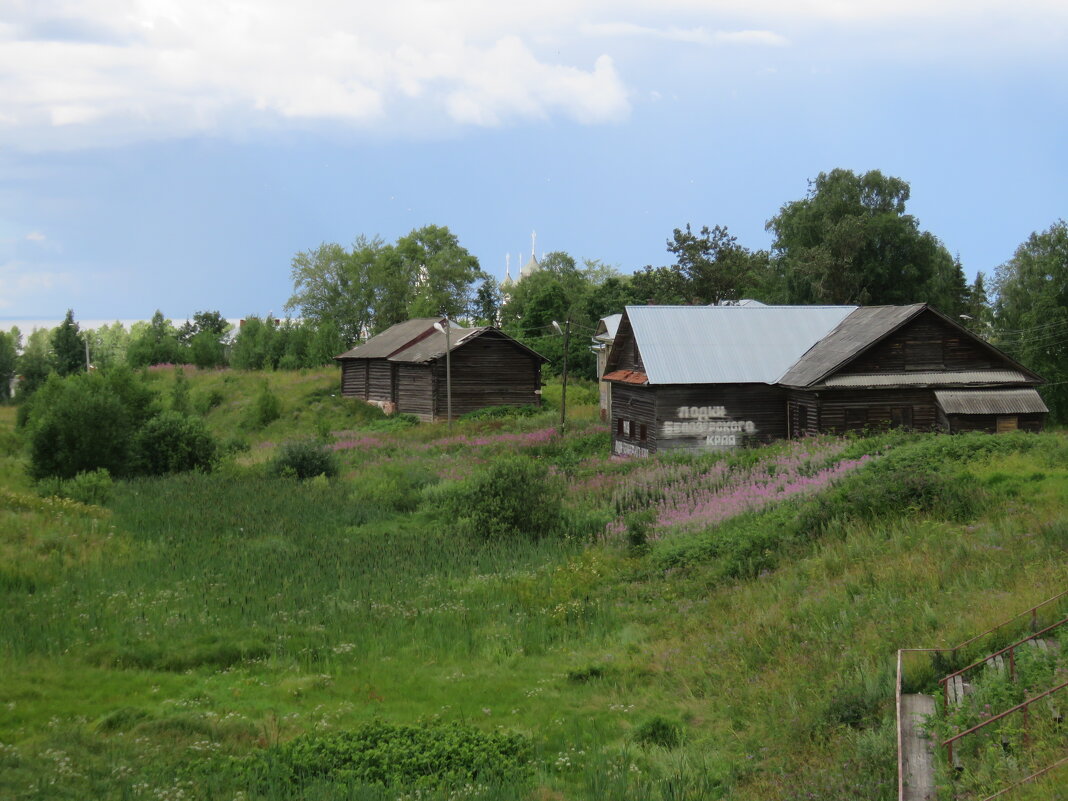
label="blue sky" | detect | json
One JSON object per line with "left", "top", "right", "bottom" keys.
{"left": 1, "top": 1, "right": 1066, "bottom": 324}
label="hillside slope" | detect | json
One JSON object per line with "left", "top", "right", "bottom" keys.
{"left": 0, "top": 370, "right": 1065, "bottom": 800}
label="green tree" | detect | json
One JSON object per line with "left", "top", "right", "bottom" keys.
{"left": 230, "top": 316, "right": 277, "bottom": 370}
{"left": 0, "top": 327, "right": 19, "bottom": 401}
{"left": 51, "top": 309, "right": 86, "bottom": 376}
{"left": 286, "top": 240, "right": 377, "bottom": 346}
{"left": 993, "top": 220, "right": 1068, "bottom": 422}
{"left": 398, "top": 225, "right": 482, "bottom": 321}
{"left": 127, "top": 311, "right": 183, "bottom": 367}
{"left": 24, "top": 367, "right": 158, "bottom": 479}
{"left": 15, "top": 328, "right": 54, "bottom": 399}
{"left": 767, "top": 169, "right": 965, "bottom": 311}
{"left": 84, "top": 322, "right": 131, "bottom": 370}
{"left": 667, "top": 224, "right": 769, "bottom": 305}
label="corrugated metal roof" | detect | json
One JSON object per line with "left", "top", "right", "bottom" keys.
{"left": 779, "top": 305, "right": 925, "bottom": 387}
{"left": 823, "top": 370, "right": 1036, "bottom": 388}
{"left": 935, "top": 389, "right": 1049, "bottom": 415}
{"left": 595, "top": 313, "right": 622, "bottom": 342}
{"left": 625, "top": 304, "right": 857, "bottom": 385}
{"left": 335, "top": 317, "right": 447, "bottom": 359}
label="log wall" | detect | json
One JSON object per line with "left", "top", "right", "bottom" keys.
{"left": 395, "top": 364, "right": 433, "bottom": 420}
{"left": 340, "top": 360, "right": 368, "bottom": 399}
{"left": 840, "top": 311, "right": 997, "bottom": 374}
{"left": 430, "top": 333, "right": 543, "bottom": 420}
{"left": 368, "top": 361, "right": 394, "bottom": 402}
{"left": 816, "top": 389, "right": 940, "bottom": 433}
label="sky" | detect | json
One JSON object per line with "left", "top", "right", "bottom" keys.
{"left": 1, "top": 0, "right": 1066, "bottom": 326}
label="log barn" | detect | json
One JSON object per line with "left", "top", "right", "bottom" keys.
{"left": 604, "top": 303, "right": 1046, "bottom": 457}
{"left": 335, "top": 318, "right": 547, "bottom": 422}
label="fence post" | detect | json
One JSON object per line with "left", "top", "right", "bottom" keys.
{"left": 1010, "top": 647, "right": 1016, "bottom": 683}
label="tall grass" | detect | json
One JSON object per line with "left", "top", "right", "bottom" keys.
{"left": 3, "top": 372, "right": 1068, "bottom": 800}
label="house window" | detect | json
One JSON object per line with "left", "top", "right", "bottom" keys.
{"left": 616, "top": 417, "right": 624, "bottom": 436}
{"left": 797, "top": 405, "right": 808, "bottom": 435}
{"left": 890, "top": 406, "right": 913, "bottom": 429}
{"left": 639, "top": 424, "right": 647, "bottom": 442}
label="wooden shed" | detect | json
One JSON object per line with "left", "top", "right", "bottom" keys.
{"left": 336, "top": 318, "right": 547, "bottom": 422}
{"left": 604, "top": 303, "right": 1046, "bottom": 456}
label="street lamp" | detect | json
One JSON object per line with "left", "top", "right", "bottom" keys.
{"left": 433, "top": 318, "right": 452, "bottom": 428}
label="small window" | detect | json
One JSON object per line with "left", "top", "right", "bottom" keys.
{"left": 639, "top": 424, "right": 647, "bottom": 442}
{"left": 616, "top": 417, "right": 624, "bottom": 436}
{"left": 626, "top": 420, "right": 634, "bottom": 437}
{"left": 797, "top": 405, "right": 808, "bottom": 434}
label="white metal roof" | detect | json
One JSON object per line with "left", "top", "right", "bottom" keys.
{"left": 625, "top": 304, "right": 857, "bottom": 385}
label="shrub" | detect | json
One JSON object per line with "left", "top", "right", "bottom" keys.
{"left": 193, "top": 388, "right": 225, "bottom": 415}
{"left": 244, "top": 380, "right": 281, "bottom": 429}
{"left": 25, "top": 368, "right": 158, "bottom": 479}
{"left": 238, "top": 720, "right": 532, "bottom": 792}
{"left": 271, "top": 439, "right": 339, "bottom": 480}
{"left": 36, "top": 467, "right": 114, "bottom": 506}
{"left": 358, "top": 464, "right": 437, "bottom": 513}
{"left": 448, "top": 454, "right": 564, "bottom": 540}
{"left": 170, "top": 366, "right": 191, "bottom": 414}
{"left": 461, "top": 404, "right": 542, "bottom": 421}
{"left": 0, "top": 427, "right": 20, "bottom": 457}
{"left": 634, "top": 716, "right": 683, "bottom": 748}
{"left": 132, "top": 412, "right": 218, "bottom": 475}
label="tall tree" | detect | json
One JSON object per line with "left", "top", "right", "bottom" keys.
{"left": 767, "top": 169, "right": 964, "bottom": 312}
{"left": 16, "top": 329, "right": 54, "bottom": 399}
{"left": 286, "top": 239, "right": 378, "bottom": 346}
{"left": 398, "top": 225, "right": 482, "bottom": 320}
{"left": 992, "top": 220, "right": 1068, "bottom": 422}
{"left": 0, "top": 327, "right": 19, "bottom": 401}
{"left": 667, "top": 224, "right": 768, "bottom": 305}
{"left": 127, "top": 311, "right": 182, "bottom": 367}
{"left": 52, "top": 309, "right": 86, "bottom": 376}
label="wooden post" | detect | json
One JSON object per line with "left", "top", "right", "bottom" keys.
{"left": 558, "top": 317, "right": 570, "bottom": 436}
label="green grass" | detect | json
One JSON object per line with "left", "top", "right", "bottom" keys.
{"left": 2, "top": 375, "right": 1067, "bottom": 800}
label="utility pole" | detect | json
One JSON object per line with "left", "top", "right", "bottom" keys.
{"left": 434, "top": 318, "right": 452, "bottom": 429}
{"left": 553, "top": 317, "right": 571, "bottom": 436}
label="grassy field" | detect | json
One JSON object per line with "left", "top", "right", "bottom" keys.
{"left": 1, "top": 368, "right": 1066, "bottom": 800}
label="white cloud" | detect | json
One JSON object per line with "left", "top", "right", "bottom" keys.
{"left": 26, "top": 231, "right": 47, "bottom": 242}
{"left": 0, "top": 0, "right": 1063, "bottom": 150}
{"left": 583, "top": 22, "right": 787, "bottom": 48}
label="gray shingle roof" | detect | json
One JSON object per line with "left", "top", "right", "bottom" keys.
{"left": 624, "top": 304, "right": 857, "bottom": 385}
{"left": 335, "top": 318, "right": 446, "bottom": 360}
{"left": 778, "top": 305, "right": 925, "bottom": 387}
{"left": 935, "top": 389, "right": 1049, "bottom": 415}
{"left": 389, "top": 327, "right": 485, "bottom": 362}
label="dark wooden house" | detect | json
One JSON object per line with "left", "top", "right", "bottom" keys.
{"left": 604, "top": 303, "right": 1047, "bottom": 457}
{"left": 335, "top": 318, "right": 547, "bottom": 422}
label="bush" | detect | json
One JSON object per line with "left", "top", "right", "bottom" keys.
{"left": 634, "top": 716, "right": 683, "bottom": 748}
{"left": 446, "top": 454, "right": 564, "bottom": 540}
{"left": 358, "top": 464, "right": 437, "bottom": 513}
{"left": 460, "top": 404, "right": 542, "bottom": 421}
{"left": 24, "top": 368, "right": 158, "bottom": 479}
{"left": 238, "top": 720, "right": 532, "bottom": 792}
{"left": 132, "top": 411, "right": 218, "bottom": 475}
{"left": 193, "top": 388, "right": 225, "bottom": 415}
{"left": 244, "top": 380, "right": 281, "bottom": 429}
{"left": 271, "top": 439, "right": 339, "bottom": 480}
{"left": 35, "top": 467, "right": 114, "bottom": 506}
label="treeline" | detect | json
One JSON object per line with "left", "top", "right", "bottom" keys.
{"left": 2, "top": 169, "right": 1065, "bottom": 420}
{"left": 0, "top": 309, "right": 345, "bottom": 403}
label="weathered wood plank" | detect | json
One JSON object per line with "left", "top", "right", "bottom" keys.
{"left": 901, "top": 693, "right": 938, "bottom": 801}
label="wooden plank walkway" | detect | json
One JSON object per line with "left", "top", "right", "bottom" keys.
{"left": 901, "top": 693, "right": 937, "bottom": 801}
